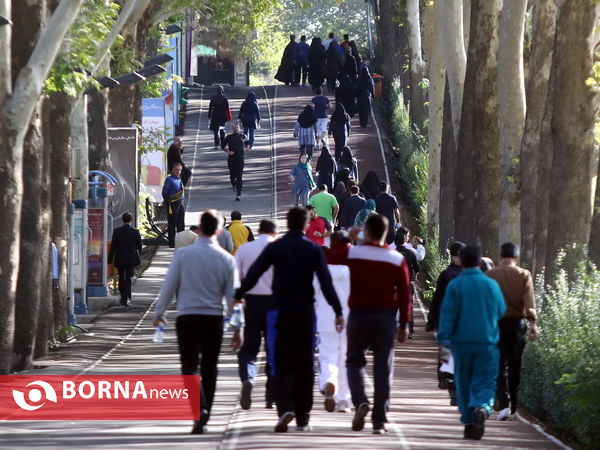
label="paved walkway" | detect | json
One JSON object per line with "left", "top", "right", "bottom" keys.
{"left": 0, "top": 86, "right": 567, "bottom": 449}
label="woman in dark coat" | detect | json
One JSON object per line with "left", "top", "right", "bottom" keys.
{"left": 356, "top": 66, "right": 374, "bottom": 127}
{"left": 335, "top": 74, "right": 357, "bottom": 118}
{"left": 238, "top": 91, "right": 261, "bottom": 149}
{"left": 324, "top": 41, "right": 340, "bottom": 94}
{"left": 328, "top": 102, "right": 351, "bottom": 161}
{"left": 349, "top": 41, "right": 362, "bottom": 76}
{"left": 208, "top": 86, "right": 229, "bottom": 148}
{"left": 338, "top": 145, "right": 358, "bottom": 182}
{"left": 275, "top": 35, "right": 297, "bottom": 85}
{"left": 315, "top": 145, "right": 337, "bottom": 191}
{"left": 342, "top": 46, "right": 357, "bottom": 83}
{"left": 308, "top": 37, "right": 326, "bottom": 92}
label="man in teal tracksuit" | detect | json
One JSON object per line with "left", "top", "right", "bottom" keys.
{"left": 437, "top": 245, "right": 506, "bottom": 441}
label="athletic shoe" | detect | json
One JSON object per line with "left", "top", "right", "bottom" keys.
{"left": 322, "top": 382, "right": 335, "bottom": 412}
{"left": 296, "top": 424, "right": 312, "bottom": 432}
{"left": 240, "top": 381, "right": 252, "bottom": 410}
{"left": 497, "top": 407, "right": 511, "bottom": 421}
{"left": 336, "top": 400, "right": 351, "bottom": 412}
{"left": 274, "top": 411, "right": 295, "bottom": 432}
{"left": 235, "top": 196, "right": 241, "bottom": 201}
{"left": 352, "top": 402, "right": 370, "bottom": 431}
{"left": 372, "top": 425, "right": 386, "bottom": 435}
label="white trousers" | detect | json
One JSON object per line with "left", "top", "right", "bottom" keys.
{"left": 318, "top": 330, "right": 351, "bottom": 402}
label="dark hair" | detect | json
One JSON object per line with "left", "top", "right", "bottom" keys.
{"left": 459, "top": 245, "right": 482, "bottom": 268}
{"left": 189, "top": 225, "right": 200, "bottom": 231}
{"left": 350, "top": 185, "right": 359, "bottom": 194}
{"left": 231, "top": 210, "right": 242, "bottom": 221}
{"left": 258, "top": 219, "right": 277, "bottom": 234}
{"left": 500, "top": 242, "right": 520, "bottom": 258}
{"left": 319, "top": 184, "right": 327, "bottom": 191}
{"left": 328, "top": 32, "right": 334, "bottom": 38}
{"left": 122, "top": 212, "right": 132, "bottom": 223}
{"left": 365, "top": 214, "right": 388, "bottom": 241}
{"left": 300, "top": 35, "right": 306, "bottom": 41}
{"left": 315, "top": 87, "right": 322, "bottom": 95}
{"left": 298, "top": 153, "right": 309, "bottom": 162}
{"left": 287, "top": 207, "right": 309, "bottom": 231}
{"left": 449, "top": 241, "right": 466, "bottom": 257}
{"left": 393, "top": 228, "right": 408, "bottom": 247}
{"left": 343, "top": 34, "right": 349, "bottom": 40}
{"left": 306, "top": 204, "right": 315, "bottom": 211}
{"left": 379, "top": 181, "right": 388, "bottom": 192}
{"left": 200, "top": 210, "right": 220, "bottom": 236}
{"left": 172, "top": 163, "right": 183, "bottom": 169}
{"left": 330, "top": 230, "right": 351, "bottom": 246}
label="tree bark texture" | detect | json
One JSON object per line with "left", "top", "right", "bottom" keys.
{"left": 519, "top": 0, "right": 556, "bottom": 270}
{"left": 590, "top": 158, "right": 600, "bottom": 266}
{"left": 376, "top": 0, "right": 407, "bottom": 95}
{"left": 544, "top": 0, "right": 600, "bottom": 280}
{"left": 406, "top": 0, "right": 427, "bottom": 129}
{"left": 426, "top": 0, "right": 446, "bottom": 237}
{"left": 497, "top": 0, "right": 527, "bottom": 247}
{"left": 88, "top": 88, "right": 109, "bottom": 171}
{"left": 455, "top": 0, "right": 501, "bottom": 256}
{"left": 439, "top": 78, "right": 457, "bottom": 249}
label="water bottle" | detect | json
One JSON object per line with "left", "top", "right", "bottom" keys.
{"left": 229, "top": 304, "right": 245, "bottom": 331}
{"left": 153, "top": 323, "right": 164, "bottom": 343}
{"left": 223, "top": 316, "right": 231, "bottom": 333}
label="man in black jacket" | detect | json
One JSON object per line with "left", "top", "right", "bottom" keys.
{"left": 222, "top": 123, "right": 249, "bottom": 201}
{"left": 338, "top": 185, "right": 365, "bottom": 229}
{"left": 426, "top": 241, "right": 465, "bottom": 404}
{"left": 108, "top": 212, "right": 143, "bottom": 306}
{"left": 166, "top": 137, "right": 191, "bottom": 186}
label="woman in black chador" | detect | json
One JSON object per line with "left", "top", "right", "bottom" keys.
{"left": 328, "top": 102, "right": 351, "bottom": 161}
{"left": 315, "top": 145, "right": 337, "bottom": 192}
{"left": 335, "top": 74, "right": 357, "bottom": 118}
{"left": 275, "top": 34, "right": 297, "bottom": 85}
{"left": 308, "top": 37, "right": 326, "bottom": 92}
{"left": 356, "top": 66, "right": 374, "bottom": 127}
{"left": 324, "top": 41, "right": 340, "bottom": 94}
{"left": 208, "top": 86, "right": 230, "bottom": 148}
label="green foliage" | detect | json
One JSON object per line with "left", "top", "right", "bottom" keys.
{"left": 137, "top": 124, "right": 170, "bottom": 156}
{"left": 45, "top": 0, "right": 120, "bottom": 96}
{"left": 137, "top": 191, "right": 159, "bottom": 239}
{"left": 142, "top": 73, "right": 184, "bottom": 98}
{"left": 520, "top": 257, "right": 600, "bottom": 448}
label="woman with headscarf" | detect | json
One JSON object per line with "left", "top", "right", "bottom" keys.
{"left": 208, "top": 86, "right": 230, "bottom": 148}
{"left": 308, "top": 37, "right": 326, "bottom": 92}
{"left": 342, "top": 46, "right": 357, "bottom": 83}
{"left": 238, "top": 91, "right": 261, "bottom": 149}
{"left": 315, "top": 145, "right": 337, "bottom": 192}
{"left": 328, "top": 102, "right": 351, "bottom": 161}
{"left": 349, "top": 41, "right": 362, "bottom": 75}
{"left": 333, "top": 180, "right": 347, "bottom": 205}
{"left": 275, "top": 34, "right": 297, "bottom": 85}
{"left": 294, "top": 105, "right": 318, "bottom": 160}
{"left": 289, "top": 153, "right": 316, "bottom": 206}
{"left": 354, "top": 199, "right": 378, "bottom": 228}
{"left": 338, "top": 145, "right": 358, "bottom": 182}
{"left": 324, "top": 41, "right": 341, "bottom": 94}
{"left": 356, "top": 66, "right": 374, "bottom": 128}
{"left": 335, "top": 74, "right": 357, "bottom": 118}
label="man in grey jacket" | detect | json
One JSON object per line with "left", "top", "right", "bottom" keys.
{"left": 153, "top": 210, "right": 241, "bottom": 434}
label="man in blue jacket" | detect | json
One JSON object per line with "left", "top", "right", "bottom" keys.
{"left": 294, "top": 35, "right": 310, "bottom": 87}
{"left": 437, "top": 245, "right": 506, "bottom": 441}
{"left": 162, "top": 163, "right": 185, "bottom": 248}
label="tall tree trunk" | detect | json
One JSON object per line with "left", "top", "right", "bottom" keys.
{"left": 426, "top": 0, "right": 446, "bottom": 237}
{"left": 376, "top": 0, "right": 406, "bottom": 94}
{"left": 88, "top": 88, "right": 109, "bottom": 171}
{"left": 544, "top": 0, "right": 600, "bottom": 280}
{"left": 497, "top": 0, "right": 527, "bottom": 247}
{"left": 520, "top": 0, "right": 557, "bottom": 270}
{"left": 590, "top": 157, "right": 600, "bottom": 266}
{"left": 455, "top": 0, "right": 501, "bottom": 255}
{"left": 406, "top": 0, "right": 427, "bottom": 129}
{"left": 442, "top": 0, "right": 467, "bottom": 145}
{"left": 49, "top": 92, "right": 73, "bottom": 332}
{"left": 439, "top": 78, "right": 458, "bottom": 249}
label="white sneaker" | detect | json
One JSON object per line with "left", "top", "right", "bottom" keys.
{"left": 336, "top": 400, "right": 351, "bottom": 412}
{"left": 497, "top": 407, "right": 511, "bottom": 421}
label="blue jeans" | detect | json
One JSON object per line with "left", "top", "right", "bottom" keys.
{"left": 243, "top": 126, "right": 255, "bottom": 148}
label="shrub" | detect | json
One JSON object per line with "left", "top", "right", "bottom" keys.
{"left": 520, "top": 258, "right": 600, "bottom": 448}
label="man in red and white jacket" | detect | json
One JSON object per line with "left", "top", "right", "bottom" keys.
{"left": 327, "top": 214, "right": 412, "bottom": 435}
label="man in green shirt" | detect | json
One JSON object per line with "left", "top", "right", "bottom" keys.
{"left": 309, "top": 184, "right": 339, "bottom": 224}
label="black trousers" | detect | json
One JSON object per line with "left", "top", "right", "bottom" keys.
{"left": 269, "top": 307, "right": 316, "bottom": 426}
{"left": 212, "top": 127, "right": 225, "bottom": 147}
{"left": 117, "top": 266, "right": 135, "bottom": 300}
{"left": 237, "top": 295, "right": 275, "bottom": 403}
{"left": 294, "top": 63, "right": 308, "bottom": 85}
{"left": 181, "top": 166, "right": 192, "bottom": 186}
{"left": 347, "top": 308, "right": 397, "bottom": 427}
{"left": 167, "top": 201, "right": 185, "bottom": 248}
{"left": 496, "top": 317, "right": 526, "bottom": 413}
{"left": 228, "top": 159, "right": 244, "bottom": 196}
{"left": 176, "top": 315, "right": 224, "bottom": 417}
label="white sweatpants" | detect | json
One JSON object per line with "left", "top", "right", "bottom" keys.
{"left": 318, "top": 330, "right": 351, "bottom": 402}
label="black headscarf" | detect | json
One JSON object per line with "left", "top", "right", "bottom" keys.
{"left": 339, "top": 146, "right": 354, "bottom": 169}
{"left": 211, "top": 85, "right": 226, "bottom": 104}
{"left": 240, "top": 91, "right": 257, "bottom": 115}
{"left": 358, "top": 66, "right": 373, "bottom": 92}
{"left": 297, "top": 105, "right": 317, "bottom": 128}
{"left": 330, "top": 102, "right": 350, "bottom": 123}
{"left": 310, "top": 37, "right": 325, "bottom": 58}
{"left": 317, "top": 146, "right": 335, "bottom": 172}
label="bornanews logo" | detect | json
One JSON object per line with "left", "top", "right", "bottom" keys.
{"left": 0, "top": 375, "right": 200, "bottom": 420}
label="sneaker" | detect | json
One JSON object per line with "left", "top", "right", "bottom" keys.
{"left": 274, "top": 411, "right": 295, "bottom": 432}
{"left": 336, "top": 400, "right": 351, "bottom": 413}
{"left": 372, "top": 425, "right": 386, "bottom": 435}
{"left": 240, "top": 381, "right": 252, "bottom": 410}
{"left": 471, "top": 407, "right": 486, "bottom": 440}
{"left": 322, "top": 382, "right": 335, "bottom": 412}
{"left": 235, "top": 196, "right": 241, "bottom": 201}
{"left": 296, "top": 424, "right": 312, "bottom": 432}
{"left": 497, "top": 407, "right": 511, "bottom": 421}
{"left": 265, "top": 401, "right": 274, "bottom": 409}
{"left": 351, "top": 402, "right": 370, "bottom": 431}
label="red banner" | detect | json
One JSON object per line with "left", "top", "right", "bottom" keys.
{"left": 0, "top": 375, "right": 200, "bottom": 420}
